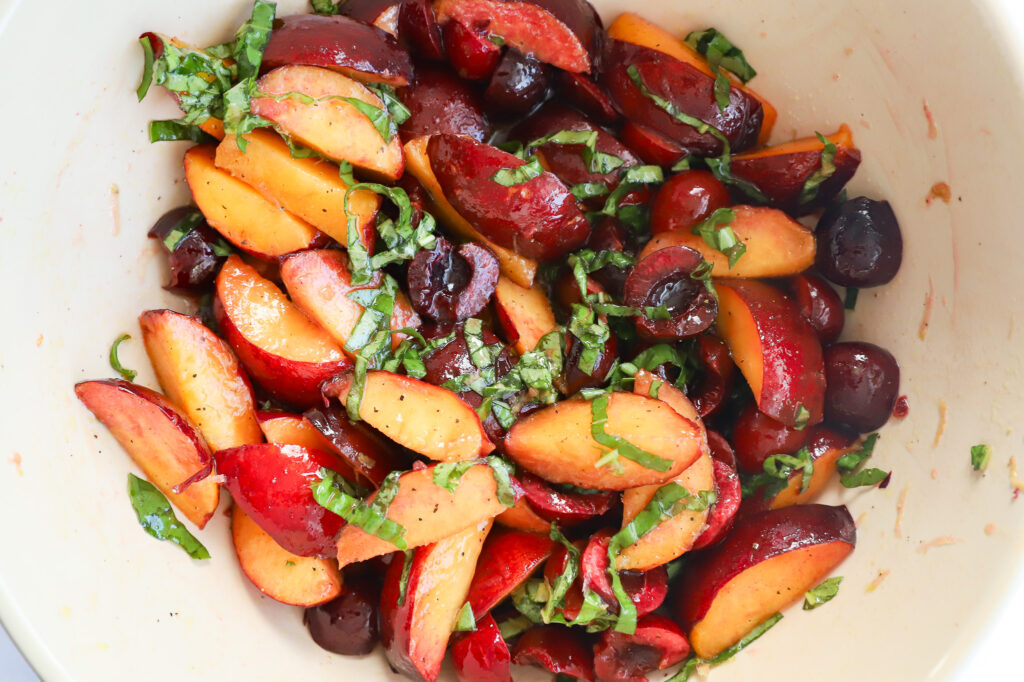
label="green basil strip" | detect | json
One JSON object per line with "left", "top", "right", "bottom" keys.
{"left": 526, "top": 129, "right": 625, "bottom": 175}
{"left": 667, "top": 613, "right": 784, "bottom": 680}
{"left": 453, "top": 602, "right": 477, "bottom": 631}
{"left": 793, "top": 404, "right": 811, "bottom": 430}
{"left": 568, "top": 305, "right": 611, "bottom": 376}
{"left": 844, "top": 287, "right": 859, "bottom": 310}
{"left": 487, "top": 456, "right": 518, "bottom": 507}
{"left": 161, "top": 211, "right": 205, "bottom": 252}
{"left": 310, "top": 0, "right": 339, "bottom": 13}
{"left": 396, "top": 550, "right": 414, "bottom": 606}
{"left": 137, "top": 36, "right": 156, "bottom": 101}
{"left": 571, "top": 182, "right": 610, "bottom": 201}
{"left": 836, "top": 432, "right": 879, "bottom": 475}
{"left": 543, "top": 524, "right": 580, "bottom": 623}
{"left": 150, "top": 120, "right": 218, "bottom": 143}
{"left": 343, "top": 183, "right": 437, "bottom": 285}
{"left": 367, "top": 83, "right": 411, "bottom": 126}
{"left": 683, "top": 28, "right": 758, "bottom": 83}
{"left": 127, "top": 474, "right": 209, "bottom": 559}
{"left": 799, "top": 133, "right": 838, "bottom": 205}
{"left": 432, "top": 460, "right": 479, "bottom": 493}
{"left": 231, "top": 0, "right": 276, "bottom": 82}
{"left": 839, "top": 467, "right": 889, "bottom": 488}
{"left": 971, "top": 444, "right": 991, "bottom": 472}
{"left": 345, "top": 275, "right": 399, "bottom": 354}
{"left": 497, "top": 614, "right": 533, "bottom": 639}
{"left": 803, "top": 576, "right": 842, "bottom": 610}
{"left": 311, "top": 468, "right": 408, "bottom": 548}
{"left": 342, "top": 97, "right": 397, "bottom": 143}
{"left": 591, "top": 394, "right": 673, "bottom": 472}
{"left": 491, "top": 156, "right": 545, "bottom": 186}
{"left": 109, "top": 333, "right": 138, "bottom": 381}
{"left": 691, "top": 207, "right": 745, "bottom": 268}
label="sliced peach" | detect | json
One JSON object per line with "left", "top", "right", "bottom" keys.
{"left": 638, "top": 205, "right": 815, "bottom": 278}
{"left": 493, "top": 275, "right": 557, "bottom": 354}
{"left": 504, "top": 393, "right": 702, "bottom": 490}
{"left": 380, "top": 520, "right": 492, "bottom": 681}
{"left": 231, "top": 505, "right": 342, "bottom": 607}
{"left": 607, "top": 12, "right": 776, "bottom": 145}
{"left": 328, "top": 370, "right": 493, "bottom": 462}
{"left": 251, "top": 65, "right": 404, "bottom": 180}
{"left": 215, "top": 255, "right": 351, "bottom": 408}
{"left": 675, "top": 504, "right": 855, "bottom": 658}
{"left": 403, "top": 135, "right": 537, "bottom": 288}
{"left": 183, "top": 145, "right": 325, "bottom": 260}
{"left": 335, "top": 463, "right": 509, "bottom": 566}
{"left": 496, "top": 497, "right": 551, "bottom": 534}
{"left": 617, "top": 371, "right": 713, "bottom": 571}
{"left": 279, "top": 249, "right": 419, "bottom": 355}
{"left": 715, "top": 280, "right": 825, "bottom": 428}
{"left": 213, "top": 129, "right": 380, "bottom": 246}
{"left": 139, "top": 309, "right": 263, "bottom": 452}
{"left": 74, "top": 380, "right": 218, "bottom": 528}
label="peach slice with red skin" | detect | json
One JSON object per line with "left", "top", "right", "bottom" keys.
{"left": 466, "top": 527, "right": 556, "bottom": 618}
{"left": 607, "top": 12, "right": 777, "bottom": 146}
{"left": 451, "top": 613, "right": 512, "bottom": 682}
{"left": 184, "top": 145, "right": 327, "bottom": 260}
{"left": 139, "top": 309, "right": 263, "bottom": 453}
{"left": 398, "top": 64, "right": 491, "bottom": 142}
{"left": 637, "top": 205, "right": 815, "bottom": 278}
{"left": 256, "top": 410, "right": 360, "bottom": 485}
{"left": 74, "top": 379, "right": 218, "bottom": 528}
{"left": 493, "top": 275, "right": 557, "bottom": 354}
{"left": 213, "top": 129, "right": 380, "bottom": 249}
{"left": 433, "top": 0, "right": 601, "bottom": 73}
{"left": 675, "top": 504, "right": 855, "bottom": 658}
{"left": 504, "top": 392, "right": 703, "bottom": 490}
{"left": 251, "top": 65, "right": 405, "bottom": 181}
{"left": 496, "top": 497, "right": 551, "bottom": 534}
{"left": 325, "top": 369, "right": 494, "bottom": 462}
{"left": 380, "top": 520, "right": 492, "bottom": 682}
{"left": 334, "top": 462, "right": 515, "bottom": 567}
{"left": 403, "top": 135, "right": 538, "bottom": 287}
{"left": 261, "top": 14, "right": 413, "bottom": 86}
{"left": 427, "top": 133, "right": 591, "bottom": 261}
{"left": 215, "top": 255, "right": 351, "bottom": 408}
{"left": 279, "top": 249, "right": 420, "bottom": 355}
{"left": 231, "top": 505, "right": 342, "bottom": 607}
{"left": 715, "top": 279, "right": 826, "bottom": 428}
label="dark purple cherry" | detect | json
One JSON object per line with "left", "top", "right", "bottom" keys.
{"left": 147, "top": 206, "right": 229, "bottom": 294}
{"left": 815, "top": 197, "right": 902, "bottom": 287}
{"left": 823, "top": 341, "right": 900, "bottom": 432}
{"left": 304, "top": 578, "right": 380, "bottom": 656}
{"left": 484, "top": 48, "right": 550, "bottom": 119}
{"left": 562, "top": 328, "right": 617, "bottom": 395}
{"left": 623, "top": 246, "right": 717, "bottom": 339}
{"left": 784, "top": 273, "right": 845, "bottom": 345}
{"left": 407, "top": 237, "right": 499, "bottom": 322}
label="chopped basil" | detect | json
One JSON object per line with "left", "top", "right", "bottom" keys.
{"left": 571, "top": 182, "right": 610, "bottom": 201}
{"left": 844, "top": 287, "right": 859, "bottom": 310}
{"left": 137, "top": 35, "right": 156, "bottom": 101}
{"left": 684, "top": 28, "right": 757, "bottom": 83}
{"left": 148, "top": 120, "right": 217, "bottom": 143}
{"left": 793, "top": 404, "right": 811, "bottom": 430}
{"left": 285, "top": 560, "right": 296, "bottom": 567}
{"left": 397, "top": 549, "right": 414, "bottom": 606}
{"left": 568, "top": 305, "right": 611, "bottom": 376}
{"left": 344, "top": 183, "right": 437, "bottom": 285}
{"left": 310, "top": 0, "right": 339, "bottom": 13}
{"left": 491, "top": 156, "right": 545, "bottom": 186}
{"left": 367, "top": 83, "right": 411, "bottom": 126}
{"left": 486, "top": 456, "right": 518, "bottom": 507}
{"left": 567, "top": 249, "right": 636, "bottom": 300}
{"left": 497, "top": 614, "right": 533, "bottom": 639}
{"left": 689, "top": 259, "right": 717, "bottom": 299}
{"left": 595, "top": 164, "right": 664, "bottom": 231}
{"left": 666, "top": 613, "right": 784, "bottom": 681}
{"left": 743, "top": 447, "right": 813, "bottom": 498}
{"left": 495, "top": 140, "right": 526, "bottom": 158}
{"left": 691, "top": 208, "right": 745, "bottom": 268}
{"left": 840, "top": 467, "right": 890, "bottom": 488}
{"left": 342, "top": 97, "right": 397, "bottom": 143}
{"left": 432, "top": 460, "right": 479, "bottom": 493}
{"left": 526, "top": 129, "right": 625, "bottom": 175}
{"left": 453, "top": 602, "right": 477, "bottom": 632}
{"left": 803, "top": 576, "right": 842, "bottom": 610}
{"left": 632, "top": 343, "right": 699, "bottom": 389}
{"left": 231, "top": 0, "right": 275, "bottom": 81}
{"left": 971, "top": 444, "right": 991, "bottom": 472}
{"left": 835, "top": 433, "right": 887, "bottom": 488}
{"left": 109, "top": 333, "right": 137, "bottom": 381}
{"left": 312, "top": 468, "right": 407, "bottom": 548}
{"left": 345, "top": 275, "right": 399, "bottom": 355}
{"left": 671, "top": 156, "right": 693, "bottom": 172}
{"left": 544, "top": 524, "right": 580, "bottom": 623}
{"left": 591, "top": 394, "right": 673, "bottom": 472}
{"left": 127, "top": 474, "right": 209, "bottom": 559}
{"left": 160, "top": 211, "right": 205, "bottom": 252}
{"left": 488, "top": 34, "right": 506, "bottom": 47}
{"left": 799, "top": 133, "right": 838, "bottom": 205}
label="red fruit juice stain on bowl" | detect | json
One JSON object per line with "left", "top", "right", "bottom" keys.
{"left": 892, "top": 395, "right": 909, "bottom": 418}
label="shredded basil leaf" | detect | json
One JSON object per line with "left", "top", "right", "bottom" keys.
{"left": 568, "top": 305, "right": 611, "bottom": 376}
{"left": 312, "top": 468, "right": 407, "bottom": 548}
{"left": 799, "top": 133, "right": 838, "bottom": 205}
{"left": 803, "top": 576, "right": 842, "bottom": 610}
{"left": 844, "top": 287, "right": 859, "bottom": 310}
{"left": 310, "top": 0, "right": 339, "bottom": 14}
{"left": 591, "top": 394, "right": 673, "bottom": 472}
{"left": 342, "top": 96, "right": 398, "bottom": 142}
{"left": 684, "top": 28, "right": 758, "bottom": 83}
{"left": 491, "top": 156, "right": 545, "bottom": 186}
{"left": 127, "top": 474, "right": 209, "bottom": 559}
{"left": 137, "top": 35, "right": 156, "bottom": 101}
{"left": 149, "top": 120, "right": 217, "bottom": 143}
{"left": 691, "top": 208, "right": 745, "bottom": 268}
{"left": 707, "top": 612, "right": 783, "bottom": 664}
{"left": 367, "top": 83, "right": 411, "bottom": 126}
{"left": 453, "top": 602, "right": 477, "bottom": 631}
{"left": 840, "top": 467, "right": 889, "bottom": 488}
{"left": 344, "top": 183, "right": 437, "bottom": 285}
{"left": 743, "top": 447, "right": 813, "bottom": 498}
{"left": 497, "top": 614, "right": 533, "bottom": 639}
{"left": 432, "top": 461, "right": 479, "bottom": 493}
{"left": 571, "top": 182, "right": 610, "bottom": 201}
{"left": 160, "top": 211, "right": 205, "bottom": 252}
{"left": 526, "top": 129, "right": 625, "bottom": 175}
{"left": 543, "top": 525, "right": 580, "bottom": 623}
{"left": 396, "top": 549, "right": 414, "bottom": 605}
{"left": 971, "top": 444, "right": 991, "bottom": 472}
{"left": 793, "top": 404, "right": 811, "bottom": 430}
{"left": 835, "top": 433, "right": 887, "bottom": 488}
{"left": 109, "top": 333, "right": 137, "bottom": 381}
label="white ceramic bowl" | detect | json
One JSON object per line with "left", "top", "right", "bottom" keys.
{"left": 2, "top": 0, "right": 1024, "bottom": 679}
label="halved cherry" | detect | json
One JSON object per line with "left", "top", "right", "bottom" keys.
{"left": 690, "top": 458, "right": 742, "bottom": 551}
{"left": 782, "top": 273, "right": 846, "bottom": 346}
{"left": 519, "top": 472, "right": 617, "bottom": 525}
{"left": 593, "top": 614, "right": 691, "bottom": 682}
{"left": 511, "top": 625, "right": 595, "bottom": 681}
{"left": 557, "top": 71, "right": 620, "bottom": 123}
{"left": 451, "top": 613, "right": 512, "bottom": 682}
{"left": 407, "top": 236, "right": 500, "bottom": 323}
{"left": 620, "top": 121, "right": 687, "bottom": 168}
{"left": 706, "top": 429, "right": 737, "bottom": 469}
{"left": 689, "top": 335, "right": 735, "bottom": 418}
{"left": 484, "top": 48, "right": 551, "bottom": 119}
{"left": 623, "top": 246, "right": 717, "bottom": 339}
{"left": 650, "top": 170, "right": 732, "bottom": 234}
{"left": 302, "top": 404, "right": 411, "bottom": 487}
{"left": 443, "top": 19, "right": 501, "bottom": 80}
{"left": 399, "top": 0, "right": 446, "bottom": 61}
{"left": 580, "top": 530, "right": 669, "bottom": 617}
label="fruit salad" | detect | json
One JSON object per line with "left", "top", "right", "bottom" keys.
{"left": 75, "top": 1, "right": 905, "bottom": 680}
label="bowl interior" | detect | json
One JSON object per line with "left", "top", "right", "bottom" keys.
{"left": 1, "top": 0, "right": 1023, "bottom": 679}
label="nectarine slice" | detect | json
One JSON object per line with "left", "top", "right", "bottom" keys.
{"left": 214, "top": 129, "right": 380, "bottom": 247}
{"left": 215, "top": 255, "right": 351, "bottom": 408}
{"left": 139, "top": 309, "right": 263, "bottom": 452}
{"left": 258, "top": 410, "right": 338, "bottom": 452}
{"left": 329, "top": 370, "right": 493, "bottom": 462}
{"left": 607, "top": 12, "right": 776, "bottom": 145}
{"left": 504, "top": 393, "right": 702, "bottom": 490}
{"left": 493, "top": 275, "right": 558, "bottom": 354}
{"left": 380, "top": 520, "right": 492, "bottom": 682}
{"left": 675, "top": 504, "right": 855, "bottom": 658}
{"left": 183, "top": 145, "right": 325, "bottom": 260}
{"left": 251, "top": 65, "right": 404, "bottom": 180}
{"left": 335, "top": 463, "right": 508, "bottom": 566}
{"left": 74, "top": 380, "right": 218, "bottom": 528}
{"left": 279, "top": 249, "right": 419, "bottom": 355}
{"left": 715, "top": 279, "right": 825, "bottom": 428}
{"left": 466, "top": 527, "right": 555, "bottom": 618}
{"left": 638, "top": 205, "right": 815, "bottom": 278}
{"left": 231, "top": 505, "right": 342, "bottom": 607}
{"left": 496, "top": 497, "right": 551, "bottom": 534}
{"left": 403, "top": 136, "right": 537, "bottom": 288}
